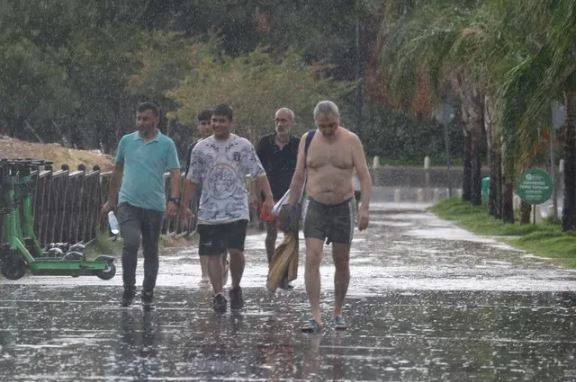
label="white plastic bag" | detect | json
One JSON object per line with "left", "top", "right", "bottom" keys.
{"left": 272, "top": 189, "right": 291, "bottom": 216}
{"left": 272, "top": 187, "right": 309, "bottom": 223}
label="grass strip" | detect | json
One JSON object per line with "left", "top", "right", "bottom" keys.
{"left": 429, "top": 198, "right": 575, "bottom": 268}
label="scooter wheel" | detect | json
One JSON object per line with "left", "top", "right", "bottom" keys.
{"left": 96, "top": 262, "right": 116, "bottom": 280}
{"left": 1, "top": 252, "right": 27, "bottom": 280}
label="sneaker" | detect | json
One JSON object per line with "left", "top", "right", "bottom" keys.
{"left": 333, "top": 315, "right": 347, "bottom": 330}
{"left": 279, "top": 278, "right": 293, "bottom": 291}
{"left": 301, "top": 318, "right": 322, "bottom": 333}
{"left": 229, "top": 286, "right": 244, "bottom": 310}
{"left": 213, "top": 293, "right": 227, "bottom": 313}
{"left": 141, "top": 291, "right": 154, "bottom": 311}
{"left": 120, "top": 288, "right": 136, "bottom": 307}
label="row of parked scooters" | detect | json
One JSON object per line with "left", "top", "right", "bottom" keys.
{"left": 0, "top": 158, "right": 115, "bottom": 280}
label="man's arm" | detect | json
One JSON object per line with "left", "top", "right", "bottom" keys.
{"left": 351, "top": 133, "right": 372, "bottom": 230}
{"left": 181, "top": 146, "right": 201, "bottom": 221}
{"left": 254, "top": 137, "right": 267, "bottom": 205}
{"left": 181, "top": 179, "right": 197, "bottom": 222}
{"left": 166, "top": 169, "right": 181, "bottom": 217}
{"left": 287, "top": 133, "right": 307, "bottom": 205}
{"left": 101, "top": 163, "right": 123, "bottom": 215}
{"left": 255, "top": 174, "right": 274, "bottom": 215}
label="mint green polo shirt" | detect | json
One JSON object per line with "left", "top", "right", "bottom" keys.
{"left": 116, "top": 131, "right": 180, "bottom": 212}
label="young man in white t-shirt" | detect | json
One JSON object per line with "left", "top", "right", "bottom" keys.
{"left": 182, "top": 104, "right": 274, "bottom": 312}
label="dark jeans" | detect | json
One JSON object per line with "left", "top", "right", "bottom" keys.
{"left": 117, "top": 203, "right": 164, "bottom": 293}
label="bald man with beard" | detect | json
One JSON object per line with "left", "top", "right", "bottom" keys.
{"left": 256, "top": 108, "right": 300, "bottom": 289}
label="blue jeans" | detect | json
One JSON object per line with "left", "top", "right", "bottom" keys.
{"left": 117, "top": 203, "right": 164, "bottom": 292}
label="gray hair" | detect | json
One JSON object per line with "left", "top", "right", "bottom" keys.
{"left": 275, "top": 107, "right": 295, "bottom": 121}
{"left": 313, "top": 100, "right": 340, "bottom": 119}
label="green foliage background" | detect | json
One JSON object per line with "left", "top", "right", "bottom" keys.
{"left": 0, "top": 0, "right": 466, "bottom": 164}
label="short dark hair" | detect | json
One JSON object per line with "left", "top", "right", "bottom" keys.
{"left": 213, "top": 104, "right": 234, "bottom": 121}
{"left": 197, "top": 109, "right": 213, "bottom": 122}
{"left": 137, "top": 102, "right": 160, "bottom": 117}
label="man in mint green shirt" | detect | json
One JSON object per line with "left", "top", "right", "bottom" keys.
{"left": 102, "top": 102, "right": 180, "bottom": 310}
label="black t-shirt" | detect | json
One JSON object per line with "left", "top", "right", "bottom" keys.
{"left": 256, "top": 133, "right": 300, "bottom": 201}
{"left": 183, "top": 140, "right": 197, "bottom": 175}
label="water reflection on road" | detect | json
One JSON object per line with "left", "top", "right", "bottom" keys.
{"left": 0, "top": 202, "right": 574, "bottom": 380}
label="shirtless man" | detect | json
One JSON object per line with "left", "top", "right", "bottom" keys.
{"left": 286, "top": 100, "right": 372, "bottom": 332}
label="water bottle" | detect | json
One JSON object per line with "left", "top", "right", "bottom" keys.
{"left": 108, "top": 211, "right": 120, "bottom": 236}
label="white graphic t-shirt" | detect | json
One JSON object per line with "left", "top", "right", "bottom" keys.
{"left": 187, "top": 134, "right": 265, "bottom": 224}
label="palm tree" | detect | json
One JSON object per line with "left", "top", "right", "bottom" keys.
{"left": 378, "top": 0, "right": 486, "bottom": 205}
{"left": 378, "top": 0, "right": 575, "bottom": 229}
{"left": 491, "top": 0, "right": 575, "bottom": 228}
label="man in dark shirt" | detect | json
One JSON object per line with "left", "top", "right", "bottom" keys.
{"left": 256, "top": 108, "right": 300, "bottom": 287}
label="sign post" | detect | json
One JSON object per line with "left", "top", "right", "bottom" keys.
{"left": 515, "top": 168, "right": 554, "bottom": 224}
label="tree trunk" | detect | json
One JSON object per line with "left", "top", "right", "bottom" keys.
{"left": 489, "top": 146, "right": 497, "bottom": 215}
{"left": 470, "top": 119, "right": 483, "bottom": 205}
{"left": 520, "top": 201, "right": 532, "bottom": 224}
{"left": 492, "top": 149, "right": 502, "bottom": 218}
{"left": 501, "top": 143, "right": 515, "bottom": 223}
{"left": 462, "top": 131, "right": 472, "bottom": 202}
{"left": 562, "top": 88, "right": 575, "bottom": 231}
{"left": 485, "top": 96, "right": 500, "bottom": 217}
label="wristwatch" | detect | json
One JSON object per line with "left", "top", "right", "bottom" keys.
{"left": 168, "top": 196, "right": 181, "bottom": 205}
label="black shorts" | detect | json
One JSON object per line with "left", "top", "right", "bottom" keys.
{"left": 304, "top": 197, "right": 355, "bottom": 244}
{"left": 197, "top": 220, "right": 248, "bottom": 256}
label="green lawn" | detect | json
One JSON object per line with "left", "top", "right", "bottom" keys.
{"left": 429, "top": 198, "right": 576, "bottom": 268}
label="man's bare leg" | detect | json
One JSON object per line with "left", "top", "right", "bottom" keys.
{"left": 200, "top": 256, "right": 210, "bottom": 284}
{"left": 332, "top": 243, "right": 351, "bottom": 317}
{"left": 227, "top": 248, "right": 244, "bottom": 309}
{"left": 265, "top": 221, "right": 278, "bottom": 264}
{"left": 228, "top": 249, "right": 245, "bottom": 289}
{"left": 305, "top": 238, "right": 325, "bottom": 324}
{"left": 207, "top": 255, "right": 224, "bottom": 295}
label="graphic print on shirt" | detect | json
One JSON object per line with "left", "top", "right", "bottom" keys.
{"left": 207, "top": 163, "right": 240, "bottom": 199}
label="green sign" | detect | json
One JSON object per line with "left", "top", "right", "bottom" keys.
{"left": 516, "top": 168, "right": 554, "bottom": 205}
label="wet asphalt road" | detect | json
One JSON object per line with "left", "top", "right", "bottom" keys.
{"left": 0, "top": 202, "right": 574, "bottom": 381}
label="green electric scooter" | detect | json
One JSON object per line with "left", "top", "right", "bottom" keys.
{"left": 0, "top": 158, "right": 115, "bottom": 280}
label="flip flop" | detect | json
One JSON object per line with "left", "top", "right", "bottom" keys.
{"left": 333, "top": 315, "right": 347, "bottom": 330}
{"left": 301, "top": 319, "right": 322, "bottom": 333}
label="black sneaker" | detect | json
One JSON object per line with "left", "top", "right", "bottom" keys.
{"left": 229, "top": 286, "right": 244, "bottom": 310}
{"left": 120, "top": 288, "right": 136, "bottom": 307}
{"left": 141, "top": 290, "right": 154, "bottom": 311}
{"left": 213, "top": 293, "right": 227, "bottom": 313}
{"left": 279, "top": 278, "right": 294, "bottom": 291}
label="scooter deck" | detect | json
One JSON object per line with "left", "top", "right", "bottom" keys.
{"left": 29, "top": 259, "right": 108, "bottom": 276}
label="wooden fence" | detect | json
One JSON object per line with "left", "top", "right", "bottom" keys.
{"left": 30, "top": 166, "right": 199, "bottom": 246}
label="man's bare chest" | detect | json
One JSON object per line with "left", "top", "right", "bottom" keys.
{"left": 307, "top": 141, "right": 352, "bottom": 170}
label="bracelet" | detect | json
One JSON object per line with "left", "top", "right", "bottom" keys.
{"left": 168, "top": 196, "right": 181, "bottom": 205}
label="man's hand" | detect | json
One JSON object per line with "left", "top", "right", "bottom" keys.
{"left": 101, "top": 200, "right": 116, "bottom": 218}
{"left": 261, "top": 196, "right": 274, "bottom": 218}
{"left": 358, "top": 204, "right": 369, "bottom": 231}
{"left": 181, "top": 206, "right": 194, "bottom": 221}
{"left": 166, "top": 201, "right": 178, "bottom": 218}
{"left": 279, "top": 203, "right": 301, "bottom": 233}
{"left": 250, "top": 196, "right": 261, "bottom": 213}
